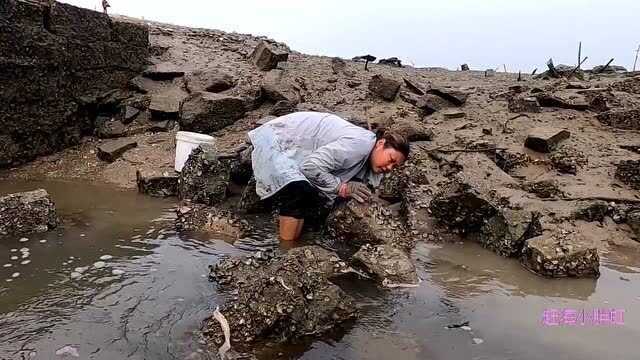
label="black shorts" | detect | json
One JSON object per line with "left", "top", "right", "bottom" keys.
{"left": 275, "top": 181, "right": 321, "bottom": 220}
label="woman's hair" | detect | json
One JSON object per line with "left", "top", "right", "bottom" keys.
{"left": 375, "top": 127, "right": 410, "bottom": 158}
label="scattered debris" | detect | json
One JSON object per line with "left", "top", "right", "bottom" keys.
{"left": 549, "top": 146, "right": 587, "bottom": 175}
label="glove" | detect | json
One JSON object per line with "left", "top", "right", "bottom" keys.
{"left": 338, "top": 182, "right": 372, "bottom": 203}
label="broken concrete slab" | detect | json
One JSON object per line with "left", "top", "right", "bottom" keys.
{"left": 136, "top": 170, "right": 178, "bottom": 197}
{"left": 0, "top": 189, "right": 59, "bottom": 236}
{"left": 185, "top": 69, "right": 235, "bottom": 93}
{"left": 326, "top": 199, "right": 411, "bottom": 250}
{"left": 426, "top": 88, "right": 468, "bottom": 106}
{"left": 95, "top": 117, "right": 126, "bottom": 139}
{"left": 179, "top": 92, "right": 246, "bottom": 133}
{"left": 615, "top": 160, "right": 640, "bottom": 189}
{"left": 175, "top": 203, "right": 247, "bottom": 239}
{"left": 250, "top": 41, "right": 289, "bottom": 71}
{"left": 597, "top": 109, "right": 640, "bottom": 130}
{"left": 96, "top": 138, "right": 137, "bottom": 162}
{"left": 261, "top": 69, "right": 301, "bottom": 103}
{"left": 403, "top": 78, "right": 426, "bottom": 95}
{"left": 524, "top": 127, "right": 570, "bottom": 153}
{"left": 479, "top": 209, "right": 543, "bottom": 257}
{"left": 388, "top": 119, "right": 434, "bottom": 142}
{"left": 508, "top": 96, "right": 540, "bottom": 113}
{"left": 204, "top": 246, "right": 356, "bottom": 349}
{"left": 149, "top": 93, "right": 183, "bottom": 120}
{"left": 178, "top": 145, "right": 238, "bottom": 205}
{"left": 520, "top": 230, "right": 600, "bottom": 278}
{"left": 368, "top": 75, "right": 401, "bottom": 101}
{"left": 534, "top": 93, "right": 589, "bottom": 111}
{"left": 442, "top": 110, "right": 466, "bottom": 119}
{"left": 353, "top": 244, "right": 418, "bottom": 285}
{"left": 142, "top": 62, "right": 185, "bottom": 80}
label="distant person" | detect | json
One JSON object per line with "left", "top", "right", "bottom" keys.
{"left": 102, "top": 0, "right": 110, "bottom": 14}
{"left": 247, "top": 112, "right": 409, "bottom": 242}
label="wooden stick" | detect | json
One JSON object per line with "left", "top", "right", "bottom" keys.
{"left": 567, "top": 56, "right": 588, "bottom": 78}
{"left": 517, "top": 71, "right": 522, "bottom": 81}
{"left": 633, "top": 45, "right": 640, "bottom": 72}
{"left": 502, "top": 113, "right": 529, "bottom": 133}
{"left": 596, "top": 58, "right": 615, "bottom": 73}
{"left": 503, "top": 64, "right": 507, "bottom": 73}
{"left": 531, "top": 68, "right": 537, "bottom": 76}
{"left": 577, "top": 41, "right": 582, "bottom": 69}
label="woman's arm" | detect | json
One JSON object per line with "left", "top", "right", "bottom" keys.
{"left": 299, "top": 137, "right": 372, "bottom": 195}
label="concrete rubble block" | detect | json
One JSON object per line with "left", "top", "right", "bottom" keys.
{"left": 205, "top": 246, "right": 356, "bottom": 348}
{"left": 572, "top": 201, "right": 610, "bottom": 222}
{"left": 128, "top": 76, "right": 153, "bottom": 94}
{"left": 615, "top": 160, "right": 640, "bottom": 190}
{"left": 179, "top": 92, "right": 246, "bottom": 133}
{"left": 95, "top": 117, "right": 126, "bottom": 139}
{"left": 627, "top": 210, "right": 640, "bottom": 239}
{"left": 238, "top": 176, "right": 270, "bottom": 214}
{"left": 520, "top": 230, "right": 600, "bottom": 278}
{"left": 185, "top": 69, "right": 235, "bottom": 93}
{"left": 178, "top": 145, "right": 238, "bottom": 205}
{"left": 122, "top": 106, "right": 140, "bottom": 123}
{"left": 429, "top": 181, "right": 498, "bottom": 234}
{"left": 388, "top": 119, "right": 434, "bottom": 142}
{"left": 330, "top": 57, "right": 347, "bottom": 74}
{"left": 368, "top": 75, "right": 401, "bottom": 101}
{"left": 479, "top": 209, "right": 543, "bottom": 257}
{"left": 426, "top": 88, "right": 469, "bottom": 106}
{"left": 326, "top": 199, "right": 412, "bottom": 250}
{"left": 261, "top": 69, "right": 301, "bottom": 103}
{"left": 136, "top": 170, "right": 178, "bottom": 197}
{"left": 597, "top": 109, "right": 640, "bottom": 130}
{"left": 353, "top": 244, "right": 419, "bottom": 285}
{"left": 508, "top": 96, "right": 540, "bottom": 113}
{"left": 524, "top": 127, "right": 570, "bottom": 153}
{"left": 442, "top": 110, "right": 466, "bottom": 119}
{"left": 549, "top": 146, "right": 587, "bottom": 174}
{"left": 402, "top": 78, "right": 426, "bottom": 95}
{"left": 149, "top": 93, "right": 184, "bottom": 120}
{"left": 269, "top": 100, "right": 297, "bottom": 116}
{"left": 534, "top": 93, "right": 589, "bottom": 111}
{"left": 142, "top": 62, "right": 185, "bottom": 80}
{"left": 175, "top": 203, "right": 248, "bottom": 239}
{"left": 96, "top": 138, "right": 137, "bottom": 162}
{"left": 250, "top": 41, "right": 289, "bottom": 71}
{"left": 0, "top": 189, "right": 59, "bottom": 236}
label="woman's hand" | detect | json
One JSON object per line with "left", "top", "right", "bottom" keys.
{"left": 338, "top": 182, "right": 372, "bottom": 203}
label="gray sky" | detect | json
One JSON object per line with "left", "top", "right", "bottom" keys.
{"left": 61, "top": 0, "right": 640, "bottom": 71}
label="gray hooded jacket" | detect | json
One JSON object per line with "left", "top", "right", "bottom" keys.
{"left": 247, "top": 112, "right": 382, "bottom": 202}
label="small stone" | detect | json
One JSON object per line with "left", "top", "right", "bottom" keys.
{"left": 74, "top": 266, "right": 89, "bottom": 274}
{"left": 10, "top": 249, "right": 17, "bottom": 252}
{"left": 19, "top": 237, "right": 28, "bottom": 242}
{"left": 20, "top": 260, "right": 31, "bottom": 265}
{"left": 461, "top": 325, "right": 472, "bottom": 331}
{"left": 11, "top": 272, "right": 20, "bottom": 278}
{"left": 70, "top": 272, "right": 82, "bottom": 279}
{"left": 524, "top": 127, "right": 570, "bottom": 153}
{"left": 99, "top": 255, "right": 113, "bottom": 261}
{"left": 112, "top": 269, "right": 125, "bottom": 276}
{"left": 19, "top": 248, "right": 29, "bottom": 252}
{"left": 54, "top": 345, "right": 80, "bottom": 358}
{"left": 93, "top": 261, "right": 107, "bottom": 269}
{"left": 39, "top": 239, "right": 47, "bottom": 243}
{"left": 10, "top": 256, "right": 18, "bottom": 260}
{"left": 472, "top": 338, "right": 484, "bottom": 345}
{"left": 3, "top": 264, "right": 12, "bottom": 268}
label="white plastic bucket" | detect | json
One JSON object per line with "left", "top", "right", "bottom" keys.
{"left": 174, "top": 131, "right": 216, "bottom": 172}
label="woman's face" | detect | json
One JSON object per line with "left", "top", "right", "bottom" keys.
{"left": 369, "top": 139, "right": 407, "bottom": 173}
